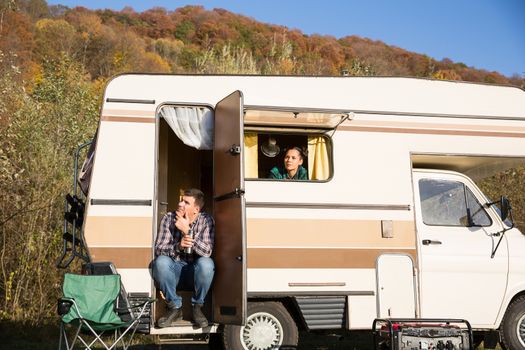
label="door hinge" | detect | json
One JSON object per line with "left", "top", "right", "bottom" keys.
{"left": 229, "top": 144, "right": 241, "bottom": 155}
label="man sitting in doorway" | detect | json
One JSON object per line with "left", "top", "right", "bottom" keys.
{"left": 153, "top": 188, "right": 215, "bottom": 328}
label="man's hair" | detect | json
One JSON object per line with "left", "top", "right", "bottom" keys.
{"left": 184, "top": 188, "right": 205, "bottom": 209}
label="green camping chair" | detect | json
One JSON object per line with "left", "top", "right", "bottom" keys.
{"left": 58, "top": 273, "right": 154, "bottom": 350}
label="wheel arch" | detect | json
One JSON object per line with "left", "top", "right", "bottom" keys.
{"left": 247, "top": 296, "right": 307, "bottom": 331}
{"left": 497, "top": 290, "right": 525, "bottom": 329}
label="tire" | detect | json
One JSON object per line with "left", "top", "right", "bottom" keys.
{"left": 500, "top": 295, "right": 525, "bottom": 350}
{"left": 223, "top": 301, "right": 299, "bottom": 350}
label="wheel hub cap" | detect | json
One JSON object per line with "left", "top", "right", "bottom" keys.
{"left": 241, "top": 312, "right": 283, "bottom": 350}
{"left": 518, "top": 314, "right": 525, "bottom": 347}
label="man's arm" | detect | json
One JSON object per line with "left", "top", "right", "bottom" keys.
{"left": 155, "top": 212, "right": 176, "bottom": 257}
{"left": 192, "top": 214, "right": 215, "bottom": 257}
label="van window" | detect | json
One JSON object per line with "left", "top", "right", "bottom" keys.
{"left": 419, "top": 179, "right": 492, "bottom": 227}
{"left": 244, "top": 133, "right": 331, "bottom": 181}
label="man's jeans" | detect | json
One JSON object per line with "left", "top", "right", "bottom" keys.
{"left": 153, "top": 255, "right": 215, "bottom": 308}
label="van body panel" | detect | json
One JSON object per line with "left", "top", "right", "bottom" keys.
{"left": 81, "top": 74, "right": 525, "bottom": 335}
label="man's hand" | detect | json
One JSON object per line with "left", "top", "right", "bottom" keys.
{"left": 180, "top": 232, "right": 194, "bottom": 249}
{"left": 175, "top": 212, "right": 190, "bottom": 234}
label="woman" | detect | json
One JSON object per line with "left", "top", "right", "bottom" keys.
{"left": 269, "top": 147, "right": 308, "bottom": 180}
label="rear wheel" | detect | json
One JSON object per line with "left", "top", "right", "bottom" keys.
{"left": 223, "top": 301, "right": 299, "bottom": 350}
{"left": 500, "top": 296, "right": 525, "bottom": 349}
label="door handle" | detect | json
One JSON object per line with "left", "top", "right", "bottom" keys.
{"left": 422, "top": 239, "right": 442, "bottom": 245}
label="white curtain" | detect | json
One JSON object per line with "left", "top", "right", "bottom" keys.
{"left": 160, "top": 106, "right": 214, "bottom": 150}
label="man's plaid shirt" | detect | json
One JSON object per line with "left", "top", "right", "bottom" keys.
{"left": 155, "top": 211, "right": 215, "bottom": 261}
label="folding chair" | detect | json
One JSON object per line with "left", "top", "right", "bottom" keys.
{"left": 58, "top": 273, "right": 154, "bottom": 350}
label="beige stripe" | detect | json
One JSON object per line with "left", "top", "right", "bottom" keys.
{"left": 101, "top": 115, "right": 155, "bottom": 123}
{"left": 90, "top": 247, "right": 152, "bottom": 268}
{"left": 102, "top": 109, "right": 155, "bottom": 117}
{"left": 248, "top": 248, "right": 416, "bottom": 268}
{"left": 84, "top": 216, "right": 153, "bottom": 246}
{"left": 339, "top": 121, "right": 525, "bottom": 138}
{"left": 247, "top": 219, "right": 415, "bottom": 248}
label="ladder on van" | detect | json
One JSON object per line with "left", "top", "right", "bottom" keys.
{"left": 56, "top": 141, "right": 92, "bottom": 268}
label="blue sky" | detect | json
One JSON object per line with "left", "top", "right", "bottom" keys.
{"left": 47, "top": 0, "right": 525, "bottom": 78}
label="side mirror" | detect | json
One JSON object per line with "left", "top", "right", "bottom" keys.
{"left": 500, "top": 196, "right": 511, "bottom": 221}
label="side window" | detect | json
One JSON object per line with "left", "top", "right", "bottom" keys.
{"left": 466, "top": 187, "right": 492, "bottom": 226}
{"left": 419, "top": 178, "right": 492, "bottom": 227}
{"left": 244, "top": 133, "right": 331, "bottom": 181}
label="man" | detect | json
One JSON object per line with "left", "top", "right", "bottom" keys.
{"left": 153, "top": 188, "right": 215, "bottom": 328}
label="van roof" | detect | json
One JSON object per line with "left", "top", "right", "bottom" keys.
{"left": 104, "top": 75, "right": 525, "bottom": 120}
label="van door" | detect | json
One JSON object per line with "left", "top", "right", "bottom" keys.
{"left": 413, "top": 170, "right": 508, "bottom": 326}
{"left": 212, "top": 91, "right": 247, "bottom": 325}
{"left": 377, "top": 254, "right": 416, "bottom": 318}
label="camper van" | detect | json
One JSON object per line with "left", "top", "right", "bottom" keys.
{"left": 59, "top": 75, "right": 525, "bottom": 349}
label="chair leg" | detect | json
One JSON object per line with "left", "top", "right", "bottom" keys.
{"left": 58, "top": 322, "right": 68, "bottom": 350}
{"left": 69, "top": 323, "right": 83, "bottom": 349}
{"left": 108, "top": 320, "right": 139, "bottom": 350}
{"left": 78, "top": 322, "right": 110, "bottom": 350}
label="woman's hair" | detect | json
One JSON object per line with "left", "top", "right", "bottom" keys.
{"left": 285, "top": 146, "right": 306, "bottom": 160}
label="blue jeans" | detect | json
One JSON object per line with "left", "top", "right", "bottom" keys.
{"left": 152, "top": 255, "right": 215, "bottom": 308}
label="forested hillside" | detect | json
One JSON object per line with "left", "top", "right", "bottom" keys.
{"left": 1, "top": 0, "right": 524, "bottom": 325}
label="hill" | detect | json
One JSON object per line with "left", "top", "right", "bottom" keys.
{"left": 2, "top": 1, "right": 524, "bottom": 85}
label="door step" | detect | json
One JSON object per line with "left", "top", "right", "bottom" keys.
{"left": 154, "top": 334, "right": 210, "bottom": 345}
{"left": 150, "top": 320, "right": 219, "bottom": 335}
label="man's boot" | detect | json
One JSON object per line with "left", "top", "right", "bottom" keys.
{"left": 157, "top": 302, "right": 182, "bottom": 328}
{"left": 192, "top": 304, "right": 208, "bottom": 328}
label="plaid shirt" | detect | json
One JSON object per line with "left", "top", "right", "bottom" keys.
{"left": 155, "top": 211, "right": 215, "bottom": 261}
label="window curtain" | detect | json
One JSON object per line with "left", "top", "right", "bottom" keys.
{"left": 307, "top": 136, "right": 329, "bottom": 180}
{"left": 244, "top": 133, "right": 258, "bottom": 178}
{"left": 160, "top": 106, "right": 214, "bottom": 150}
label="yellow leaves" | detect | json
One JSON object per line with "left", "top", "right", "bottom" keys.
{"left": 112, "top": 51, "right": 124, "bottom": 67}
{"left": 35, "top": 18, "right": 76, "bottom": 60}
{"left": 432, "top": 69, "right": 462, "bottom": 81}
{"left": 142, "top": 52, "right": 171, "bottom": 73}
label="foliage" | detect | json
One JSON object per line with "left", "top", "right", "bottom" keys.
{"left": 0, "top": 53, "right": 99, "bottom": 322}
{"left": 479, "top": 167, "right": 525, "bottom": 231}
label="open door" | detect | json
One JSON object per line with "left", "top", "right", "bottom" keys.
{"left": 212, "top": 91, "right": 247, "bottom": 325}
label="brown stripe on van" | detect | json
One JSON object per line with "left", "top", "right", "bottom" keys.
{"left": 84, "top": 216, "right": 153, "bottom": 247}
{"left": 247, "top": 219, "right": 416, "bottom": 248}
{"left": 247, "top": 248, "right": 416, "bottom": 269}
{"left": 343, "top": 119, "right": 525, "bottom": 133}
{"left": 89, "top": 247, "right": 152, "bottom": 269}
{"left": 101, "top": 115, "right": 156, "bottom": 123}
{"left": 339, "top": 124, "right": 525, "bottom": 138}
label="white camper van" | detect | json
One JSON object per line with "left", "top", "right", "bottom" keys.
{"left": 59, "top": 75, "right": 525, "bottom": 349}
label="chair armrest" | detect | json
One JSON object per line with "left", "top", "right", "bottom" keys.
{"left": 57, "top": 298, "right": 74, "bottom": 316}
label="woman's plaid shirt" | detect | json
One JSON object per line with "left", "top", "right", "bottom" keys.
{"left": 154, "top": 211, "right": 215, "bottom": 260}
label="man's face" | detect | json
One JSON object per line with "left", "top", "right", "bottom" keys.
{"left": 178, "top": 195, "right": 199, "bottom": 218}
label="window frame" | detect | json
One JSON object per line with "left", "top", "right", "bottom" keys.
{"left": 244, "top": 129, "right": 335, "bottom": 183}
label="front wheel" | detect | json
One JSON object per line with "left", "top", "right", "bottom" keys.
{"left": 223, "top": 301, "right": 299, "bottom": 350}
{"left": 500, "top": 296, "right": 525, "bottom": 349}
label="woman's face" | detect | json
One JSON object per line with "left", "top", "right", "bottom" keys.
{"left": 284, "top": 149, "right": 303, "bottom": 173}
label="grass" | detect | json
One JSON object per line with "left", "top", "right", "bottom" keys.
{"left": 0, "top": 320, "right": 503, "bottom": 349}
